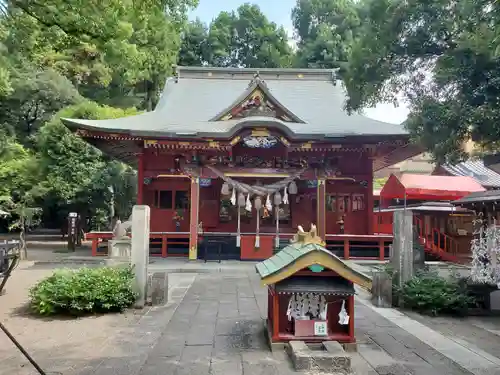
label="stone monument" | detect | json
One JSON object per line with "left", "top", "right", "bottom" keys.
{"left": 131, "top": 205, "right": 150, "bottom": 308}
{"left": 371, "top": 210, "right": 418, "bottom": 308}
{"left": 391, "top": 210, "right": 415, "bottom": 287}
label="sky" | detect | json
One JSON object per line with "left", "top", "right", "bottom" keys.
{"left": 188, "top": 0, "right": 410, "bottom": 124}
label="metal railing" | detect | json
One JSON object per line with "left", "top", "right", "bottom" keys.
{"left": 0, "top": 240, "right": 20, "bottom": 295}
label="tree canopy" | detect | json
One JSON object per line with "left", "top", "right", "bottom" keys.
{"left": 0, "top": 0, "right": 197, "bottom": 231}
{"left": 178, "top": 3, "right": 294, "bottom": 68}
{"left": 1, "top": 0, "right": 491, "bottom": 234}
{"left": 344, "top": 0, "right": 500, "bottom": 163}
{"left": 291, "top": 0, "right": 362, "bottom": 70}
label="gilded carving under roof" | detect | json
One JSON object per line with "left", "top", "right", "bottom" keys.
{"left": 214, "top": 74, "right": 305, "bottom": 123}
{"left": 223, "top": 88, "right": 286, "bottom": 121}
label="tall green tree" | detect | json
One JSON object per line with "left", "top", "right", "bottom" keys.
{"left": 292, "top": 0, "right": 362, "bottom": 69}
{"left": 344, "top": 0, "right": 500, "bottom": 163}
{"left": 0, "top": 0, "right": 199, "bottom": 231}
{"left": 179, "top": 4, "right": 293, "bottom": 68}
{"left": 0, "top": 22, "right": 12, "bottom": 97}
{"left": 0, "top": 68, "right": 83, "bottom": 137}
{"left": 178, "top": 19, "right": 210, "bottom": 66}
{"left": 2, "top": 0, "right": 198, "bottom": 110}
{"left": 0, "top": 131, "right": 40, "bottom": 198}
{"left": 35, "top": 101, "right": 139, "bottom": 228}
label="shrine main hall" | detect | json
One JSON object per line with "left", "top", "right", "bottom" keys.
{"left": 63, "top": 66, "right": 418, "bottom": 260}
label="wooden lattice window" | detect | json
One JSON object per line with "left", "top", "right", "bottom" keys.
{"left": 352, "top": 194, "right": 365, "bottom": 211}
{"left": 326, "top": 195, "right": 336, "bottom": 212}
{"left": 155, "top": 190, "right": 172, "bottom": 209}
{"left": 338, "top": 195, "right": 350, "bottom": 212}
{"left": 174, "top": 191, "right": 189, "bottom": 210}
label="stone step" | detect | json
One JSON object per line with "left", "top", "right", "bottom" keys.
{"left": 287, "top": 340, "right": 352, "bottom": 373}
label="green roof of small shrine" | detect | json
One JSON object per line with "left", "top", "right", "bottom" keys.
{"left": 256, "top": 242, "right": 327, "bottom": 278}
{"left": 255, "top": 236, "right": 372, "bottom": 290}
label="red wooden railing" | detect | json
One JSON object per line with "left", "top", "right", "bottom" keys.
{"left": 413, "top": 216, "right": 466, "bottom": 263}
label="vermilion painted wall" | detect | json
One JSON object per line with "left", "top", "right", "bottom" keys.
{"left": 141, "top": 150, "right": 373, "bottom": 235}
{"left": 143, "top": 151, "right": 190, "bottom": 233}
{"left": 325, "top": 153, "right": 373, "bottom": 235}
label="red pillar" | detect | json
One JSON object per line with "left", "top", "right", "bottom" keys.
{"left": 348, "top": 295, "right": 355, "bottom": 342}
{"left": 378, "top": 239, "right": 385, "bottom": 260}
{"left": 272, "top": 290, "right": 280, "bottom": 341}
{"left": 161, "top": 234, "right": 167, "bottom": 257}
{"left": 137, "top": 152, "right": 144, "bottom": 205}
{"left": 343, "top": 238, "right": 350, "bottom": 260}
{"left": 188, "top": 177, "right": 200, "bottom": 260}
{"left": 367, "top": 158, "right": 374, "bottom": 234}
{"left": 317, "top": 179, "right": 326, "bottom": 239}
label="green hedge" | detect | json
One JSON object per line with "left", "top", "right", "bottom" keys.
{"left": 398, "top": 271, "right": 473, "bottom": 316}
{"left": 29, "top": 266, "right": 137, "bottom": 316}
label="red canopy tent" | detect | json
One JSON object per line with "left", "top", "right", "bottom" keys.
{"left": 380, "top": 174, "right": 486, "bottom": 204}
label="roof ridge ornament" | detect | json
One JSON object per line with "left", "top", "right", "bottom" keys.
{"left": 290, "top": 224, "right": 325, "bottom": 246}
{"left": 247, "top": 71, "right": 267, "bottom": 89}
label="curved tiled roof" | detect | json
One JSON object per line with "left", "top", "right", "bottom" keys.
{"left": 442, "top": 160, "right": 500, "bottom": 188}
{"left": 255, "top": 242, "right": 372, "bottom": 290}
{"left": 453, "top": 190, "right": 500, "bottom": 205}
{"left": 62, "top": 66, "right": 408, "bottom": 139}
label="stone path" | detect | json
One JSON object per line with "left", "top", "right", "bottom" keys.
{"left": 403, "top": 311, "right": 500, "bottom": 374}
{"left": 138, "top": 272, "right": 297, "bottom": 375}
{"left": 4, "top": 263, "right": 500, "bottom": 375}
{"left": 134, "top": 273, "right": 495, "bottom": 375}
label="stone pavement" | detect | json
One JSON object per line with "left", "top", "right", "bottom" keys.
{"left": 133, "top": 272, "right": 499, "bottom": 375}
{"left": 403, "top": 310, "right": 500, "bottom": 374}
{"left": 3, "top": 263, "right": 500, "bottom": 375}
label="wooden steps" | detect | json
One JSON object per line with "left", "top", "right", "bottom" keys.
{"left": 414, "top": 217, "right": 469, "bottom": 264}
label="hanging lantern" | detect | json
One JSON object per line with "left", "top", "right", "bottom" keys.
{"left": 274, "top": 191, "right": 282, "bottom": 206}
{"left": 254, "top": 196, "right": 262, "bottom": 210}
{"left": 288, "top": 181, "right": 298, "bottom": 195}
{"left": 238, "top": 193, "right": 246, "bottom": 207}
{"left": 221, "top": 182, "right": 230, "bottom": 195}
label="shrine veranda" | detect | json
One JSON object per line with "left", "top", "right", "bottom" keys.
{"left": 63, "top": 66, "right": 418, "bottom": 260}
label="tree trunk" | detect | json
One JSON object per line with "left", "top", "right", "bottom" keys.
{"left": 19, "top": 225, "right": 27, "bottom": 260}
{"left": 144, "top": 79, "right": 154, "bottom": 111}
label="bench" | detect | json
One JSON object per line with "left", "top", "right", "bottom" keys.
{"left": 0, "top": 240, "right": 20, "bottom": 295}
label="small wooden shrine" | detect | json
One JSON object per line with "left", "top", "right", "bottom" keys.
{"left": 453, "top": 190, "right": 500, "bottom": 225}
{"left": 256, "top": 225, "right": 372, "bottom": 346}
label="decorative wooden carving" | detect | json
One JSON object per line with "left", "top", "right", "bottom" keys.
{"left": 290, "top": 224, "right": 325, "bottom": 246}
{"left": 223, "top": 88, "right": 292, "bottom": 122}
{"left": 183, "top": 153, "right": 342, "bottom": 176}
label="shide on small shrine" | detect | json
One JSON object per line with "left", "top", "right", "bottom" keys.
{"left": 62, "top": 66, "right": 419, "bottom": 260}
{"left": 256, "top": 225, "right": 372, "bottom": 348}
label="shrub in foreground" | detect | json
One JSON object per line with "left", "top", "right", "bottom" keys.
{"left": 29, "top": 266, "right": 137, "bottom": 316}
{"left": 398, "top": 271, "right": 473, "bottom": 316}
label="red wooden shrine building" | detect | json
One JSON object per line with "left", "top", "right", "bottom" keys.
{"left": 63, "top": 67, "right": 419, "bottom": 260}
{"left": 374, "top": 173, "right": 484, "bottom": 262}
